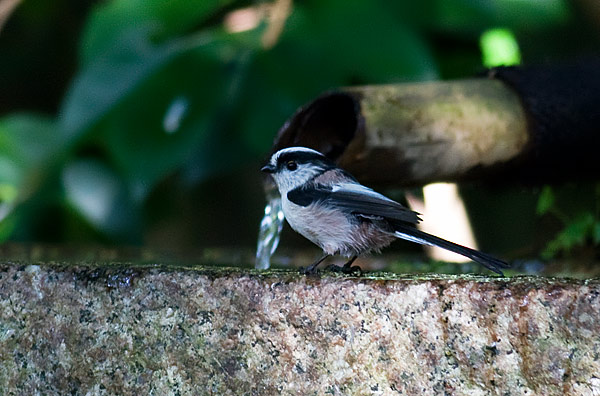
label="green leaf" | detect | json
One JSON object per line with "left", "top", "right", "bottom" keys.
{"left": 295, "top": 0, "right": 438, "bottom": 82}
{"left": 0, "top": 114, "right": 63, "bottom": 241}
{"left": 97, "top": 33, "right": 259, "bottom": 192}
{"left": 536, "top": 185, "right": 555, "bottom": 215}
{"left": 542, "top": 213, "right": 595, "bottom": 259}
{"left": 432, "top": 0, "right": 570, "bottom": 35}
{"left": 0, "top": 113, "right": 61, "bottom": 194}
{"left": 480, "top": 28, "right": 521, "bottom": 67}
{"left": 0, "top": 210, "right": 18, "bottom": 242}
{"left": 59, "top": 26, "right": 190, "bottom": 142}
{"left": 62, "top": 159, "right": 141, "bottom": 241}
{"left": 491, "top": 0, "right": 570, "bottom": 32}
{"left": 61, "top": 7, "right": 263, "bottom": 181}
{"left": 79, "top": 0, "right": 234, "bottom": 64}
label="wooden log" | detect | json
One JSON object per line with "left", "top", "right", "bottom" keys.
{"left": 270, "top": 61, "right": 600, "bottom": 186}
{"left": 271, "top": 78, "right": 527, "bottom": 186}
{"left": 340, "top": 79, "right": 528, "bottom": 185}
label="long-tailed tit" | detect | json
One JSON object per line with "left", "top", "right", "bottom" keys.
{"left": 261, "top": 147, "right": 510, "bottom": 275}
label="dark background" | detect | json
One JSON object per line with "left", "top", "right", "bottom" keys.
{"left": 0, "top": 0, "right": 599, "bottom": 270}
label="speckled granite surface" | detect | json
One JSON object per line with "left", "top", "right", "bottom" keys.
{"left": 0, "top": 262, "right": 599, "bottom": 395}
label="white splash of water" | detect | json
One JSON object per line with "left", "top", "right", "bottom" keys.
{"left": 255, "top": 188, "right": 284, "bottom": 269}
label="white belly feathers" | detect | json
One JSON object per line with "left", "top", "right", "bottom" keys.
{"left": 281, "top": 197, "right": 395, "bottom": 257}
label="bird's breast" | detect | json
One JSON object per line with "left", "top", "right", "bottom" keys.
{"left": 281, "top": 198, "right": 354, "bottom": 255}
{"left": 281, "top": 198, "right": 396, "bottom": 256}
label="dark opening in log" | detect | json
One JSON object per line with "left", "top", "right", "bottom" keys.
{"left": 270, "top": 92, "right": 360, "bottom": 162}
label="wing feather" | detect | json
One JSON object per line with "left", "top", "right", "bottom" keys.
{"left": 287, "top": 182, "right": 420, "bottom": 225}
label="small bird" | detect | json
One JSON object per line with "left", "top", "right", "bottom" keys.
{"left": 261, "top": 147, "right": 510, "bottom": 275}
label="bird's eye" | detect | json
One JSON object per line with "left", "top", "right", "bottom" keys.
{"left": 286, "top": 161, "right": 298, "bottom": 171}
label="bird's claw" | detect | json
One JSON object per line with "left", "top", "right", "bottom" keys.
{"left": 299, "top": 265, "right": 319, "bottom": 275}
{"left": 325, "top": 264, "right": 363, "bottom": 275}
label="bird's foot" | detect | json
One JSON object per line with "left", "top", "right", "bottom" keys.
{"left": 298, "top": 265, "right": 319, "bottom": 275}
{"left": 299, "top": 254, "right": 330, "bottom": 275}
{"left": 325, "top": 263, "right": 363, "bottom": 275}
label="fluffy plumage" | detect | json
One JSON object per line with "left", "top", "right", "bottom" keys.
{"left": 262, "top": 147, "right": 509, "bottom": 275}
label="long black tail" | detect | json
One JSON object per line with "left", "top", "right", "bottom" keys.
{"left": 393, "top": 224, "right": 510, "bottom": 276}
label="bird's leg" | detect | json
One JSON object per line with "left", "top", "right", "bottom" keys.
{"left": 341, "top": 256, "right": 361, "bottom": 274}
{"left": 300, "top": 253, "right": 330, "bottom": 274}
{"left": 342, "top": 256, "right": 358, "bottom": 270}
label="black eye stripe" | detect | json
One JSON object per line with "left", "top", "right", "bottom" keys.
{"left": 286, "top": 161, "right": 298, "bottom": 171}
{"left": 276, "top": 150, "right": 335, "bottom": 170}
{"left": 277, "top": 151, "right": 323, "bottom": 165}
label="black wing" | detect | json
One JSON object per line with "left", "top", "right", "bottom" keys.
{"left": 287, "top": 182, "right": 420, "bottom": 225}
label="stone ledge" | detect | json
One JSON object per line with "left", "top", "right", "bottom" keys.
{"left": 0, "top": 262, "right": 599, "bottom": 395}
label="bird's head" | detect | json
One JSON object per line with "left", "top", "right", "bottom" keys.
{"left": 261, "top": 147, "right": 335, "bottom": 193}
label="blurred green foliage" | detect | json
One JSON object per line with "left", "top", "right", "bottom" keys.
{"left": 480, "top": 28, "right": 521, "bottom": 67}
{"left": 537, "top": 185, "right": 600, "bottom": 259}
{"left": 0, "top": 0, "right": 597, "bottom": 255}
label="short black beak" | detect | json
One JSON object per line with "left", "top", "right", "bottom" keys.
{"left": 261, "top": 164, "right": 275, "bottom": 173}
